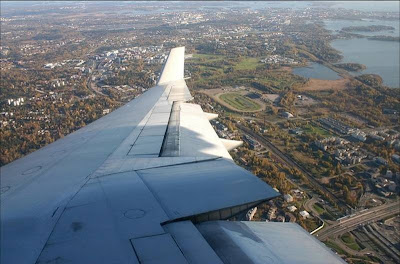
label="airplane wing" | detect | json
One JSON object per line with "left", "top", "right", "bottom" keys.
{"left": 1, "top": 47, "right": 345, "bottom": 264}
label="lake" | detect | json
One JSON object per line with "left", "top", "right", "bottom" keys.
{"left": 322, "top": 18, "right": 400, "bottom": 88}
{"left": 327, "top": 1, "right": 400, "bottom": 13}
{"left": 331, "top": 38, "right": 400, "bottom": 88}
{"left": 292, "top": 63, "right": 341, "bottom": 80}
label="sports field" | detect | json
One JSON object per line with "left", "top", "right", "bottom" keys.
{"left": 303, "top": 124, "right": 333, "bottom": 137}
{"left": 219, "top": 93, "right": 261, "bottom": 111}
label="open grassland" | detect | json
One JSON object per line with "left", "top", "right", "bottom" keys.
{"left": 341, "top": 233, "right": 362, "bottom": 251}
{"left": 313, "top": 203, "right": 325, "bottom": 215}
{"left": 192, "top": 53, "right": 226, "bottom": 62}
{"left": 324, "top": 240, "right": 347, "bottom": 255}
{"left": 190, "top": 53, "right": 306, "bottom": 92}
{"left": 303, "top": 124, "right": 334, "bottom": 137}
{"left": 298, "top": 78, "right": 350, "bottom": 91}
{"left": 219, "top": 93, "right": 261, "bottom": 112}
{"left": 234, "top": 57, "right": 261, "bottom": 71}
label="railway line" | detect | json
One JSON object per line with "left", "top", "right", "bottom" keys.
{"left": 317, "top": 201, "right": 400, "bottom": 240}
{"left": 365, "top": 224, "right": 400, "bottom": 262}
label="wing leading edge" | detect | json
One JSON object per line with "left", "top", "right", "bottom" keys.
{"left": 1, "top": 47, "right": 344, "bottom": 264}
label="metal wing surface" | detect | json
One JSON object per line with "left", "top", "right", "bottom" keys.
{"left": 1, "top": 47, "right": 344, "bottom": 264}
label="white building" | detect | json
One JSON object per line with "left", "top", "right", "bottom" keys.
{"left": 282, "top": 112, "right": 293, "bottom": 118}
{"left": 351, "top": 130, "right": 367, "bottom": 142}
{"left": 287, "top": 205, "right": 297, "bottom": 212}
{"left": 283, "top": 194, "right": 293, "bottom": 203}
{"left": 300, "top": 210, "right": 310, "bottom": 219}
{"left": 246, "top": 207, "right": 257, "bottom": 221}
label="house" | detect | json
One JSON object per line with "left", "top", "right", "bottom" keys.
{"left": 287, "top": 205, "right": 297, "bottom": 212}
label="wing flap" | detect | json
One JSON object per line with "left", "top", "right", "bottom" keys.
{"left": 164, "top": 221, "right": 223, "bottom": 264}
{"left": 137, "top": 158, "right": 279, "bottom": 220}
{"left": 197, "top": 221, "right": 346, "bottom": 264}
{"left": 179, "top": 103, "right": 232, "bottom": 159}
{"left": 131, "top": 234, "right": 188, "bottom": 264}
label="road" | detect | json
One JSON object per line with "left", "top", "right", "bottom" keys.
{"left": 304, "top": 196, "right": 321, "bottom": 217}
{"left": 86, "top": 62, "right": 107, "bottom": 96}
{"left": 316, "top": 200, "right": 400, "bottom": 241}
{"left": 237, "top": 125, "right": 348, "bottom": 211}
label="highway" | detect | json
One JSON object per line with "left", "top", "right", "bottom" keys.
{"left": 237, "top": 125, "right": 348, "bottom": 210}
{"left": 316, "top": 200, "right": 400, "bottom": 241}
{"left": 86, "top": 62, "right": 106, "bottom": 96}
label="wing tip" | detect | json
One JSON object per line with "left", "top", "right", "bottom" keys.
{"left": 157, "top": 46, "right": 186, "bottom": 85}
{"left": 172, "top": 46, "right": 185, "bottom": 51}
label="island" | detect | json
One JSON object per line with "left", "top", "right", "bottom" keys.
{"left": 356, "top": 74, "right": 383, "bottom": 86}
{"left": 334, "top": 63, "right": 366, "bottom": 72}
{"left": 341, "top": 25, "right": 395, "bottom": 32}
{"left": 367, "top": 35, "right": 400, "bottom": 42}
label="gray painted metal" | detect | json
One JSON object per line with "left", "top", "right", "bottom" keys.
{"left": 197, "top": 221, "right": 347, "bottom": 264}
{"left": 160, "top": 101, "right": 181, "bottom": 157}
{"left": 132, "top": 233, "right": 188, "bottom": 264}
{"left": 137, "top": 159, "right": 279, "bottom": 220}
{"left": 1, "top": 85, "right": 165, "bottom": 264}
{"left": 164, "top": 221, "right": 223, "bottom": 264}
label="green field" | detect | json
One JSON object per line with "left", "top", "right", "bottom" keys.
{"left": 303, "top": 124, "right": 333, "bottom": 137}
{"left": 324, "top": 241, "right": 346, "bottom": 255}
{"left": 341, "top": 233, "right": 362, "bottom": 251}
{"left": 192, "top": 53, "right": 226, "bottom": 62}
{"left": 190, "top": 53, "right": 304, "bottom": 91}
{"left": 234, "top": 57, "right": 261, "bottom": 71}
{"left": 193, "top": 54, "right": 261, "bottom": 71}
{"left": 313, "top": 203, "right": 325, "bottom": 215}
{"left": 219, "top": 93, "right": 261, "bottom": 111}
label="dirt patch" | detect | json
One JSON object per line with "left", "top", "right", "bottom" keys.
{"left": 263, "top": 94, "right": 280, "bottom": 103}
{"left": 340, "top": 113, "right": 367, "bottom": 127}
{"left": 279, "top": 66, "right": 293, "bottom": 72}
{"left": 294, "top": 95, "right": 319, "bottom": 106}
{"left": 297, "top": 78, "right": 350, "bottom": 91}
